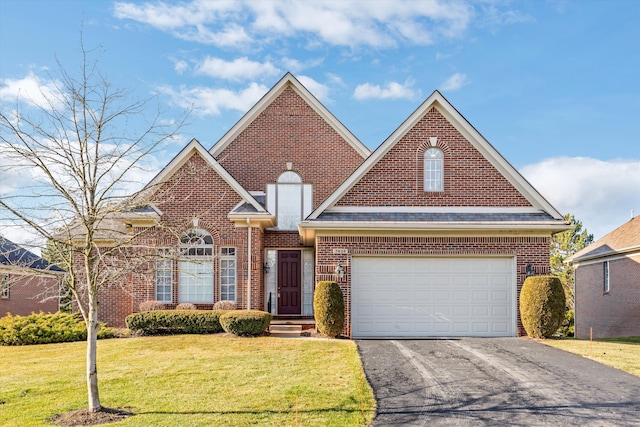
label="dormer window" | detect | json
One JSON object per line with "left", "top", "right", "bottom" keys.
{"left": 424, "top": 148, "right": 443, "bottom": 192}
{"left": 266, "top": 171, "right": 313, "bottom": 230}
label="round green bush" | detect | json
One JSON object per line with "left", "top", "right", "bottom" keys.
{"left": 313, "top": 281, "right": 345, "bottom": 338}
{"left": 219, "top": 310, "right": 272, "bottom": 337}
{"left": 520, "top": 276, "right": 566, "bottom": 338}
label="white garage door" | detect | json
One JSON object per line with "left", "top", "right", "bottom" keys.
{"left": 351, "top": 257, "right": 516, "bottom": 338}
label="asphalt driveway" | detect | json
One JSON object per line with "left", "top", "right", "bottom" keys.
{"left": 357, "top": 338, "right": 640, "bottom": 426}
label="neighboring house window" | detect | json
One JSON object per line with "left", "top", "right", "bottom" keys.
{"left": 178, "top": 229, "right": 214, "bottom": 303}
{"left": 424, "top": 148, "right": 444, "bottom": 192}
{"left": 604, "top": 261, "right": 610, "bottom": 293}
{"left": 155, "top": 249, "right": 173, "bottom": 303}
{"left": 1, "top": 275, "right": 8, "bottom": 298}
{"left": 220, "top": 247, "right": 236, "bottom": 302}
{"left": 266, "top": 171, "right": 313, "bottom": 230}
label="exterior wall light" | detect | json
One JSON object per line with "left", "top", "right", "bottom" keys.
{"left": 335, "top": 262, "right": 345, "bottom": 281}
{"left": 526, "top": 263, "right": 535, "bottom": 277}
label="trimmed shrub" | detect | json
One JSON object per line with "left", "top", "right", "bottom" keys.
{"left": 213, "top": 300, "right": 237, "bottom": 310}
{"left": 520, "top": 276, "right": 566, "bottom": 338}
{"left": 125, "top": 310, "right": 226, "bottom": 335}
{"left": 219, "top": 310, "right": 272, "bottom": 337}
{"left": 0, "top": 312, "right": 114, "bottom": 345}
{"left": 176, "top": 303, "right": 197, "bottom": 310}
{"left": 139, "top": 300, "right": 165, "bottom": 312}
{"left": 314, "top": 281, "right": 345, "bottom": 338}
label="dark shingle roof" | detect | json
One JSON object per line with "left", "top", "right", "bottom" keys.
{"left": 0, "top": 236, "right": 65, "bottom": 272}
{"left": 569, "top": 216, "right": 640, "bottom": 262}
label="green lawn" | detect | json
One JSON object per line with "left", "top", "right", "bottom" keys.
{"left": 541, "top": 336, "right": 640, "bottom": 377}
{"left": 0, "top": 335, "right": 376, "bottom": 426}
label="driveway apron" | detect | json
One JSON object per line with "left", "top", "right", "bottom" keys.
{"left": 357, "top": 338, "right": 640, "bottom": 426}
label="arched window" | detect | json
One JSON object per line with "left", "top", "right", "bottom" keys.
{"left": 178, "top": 228, "right": 213, "bottom": 303}
{"left": 424, "top": 148, "right": 444, "bottom": 192}
{"left": 266, "top": 171, "right": 313, "bottom": 230}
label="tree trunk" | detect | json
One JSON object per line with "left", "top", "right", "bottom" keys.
{"left": 86, "top": 295, "right": 102, "bottom": 412}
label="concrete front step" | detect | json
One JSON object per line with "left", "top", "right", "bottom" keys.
{"left": 269, "top": 324, "right": 305, "bottom": 337}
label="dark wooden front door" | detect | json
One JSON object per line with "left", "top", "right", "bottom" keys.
{"left": 278, "top": 250, "right": 301, "bottom": 315}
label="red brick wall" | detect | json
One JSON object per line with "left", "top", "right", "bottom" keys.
{"left": 263, "top": 230, "right": 304, "bottom": 249}
{"left": 91, "top": 152, "right": 268, "bottom": 327}
{"left": 215, "top": 85, "right": 366, "bottom": 208}
{"left": 575, "top": 255, "right": 640, "bottom": 338}
{"left": 337, "top": 107, "right": 532, "bottom": 207}
{"left": 315, "top": 234, "right": 550, "bottom": 337}
{"left": 0, "top": 273, "right": 59, "bottom": 317}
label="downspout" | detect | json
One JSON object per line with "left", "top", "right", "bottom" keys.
{"left": 246, "top": 218, "right": 252, "bottom": 310}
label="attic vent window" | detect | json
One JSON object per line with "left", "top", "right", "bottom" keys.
{"left": 424, "top": 147, "right": 444, "bottom": 192}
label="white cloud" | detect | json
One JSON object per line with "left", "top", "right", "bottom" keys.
{"left": 439, "top": 72, "right": 468, "bottom": 91}
{"left": 173, "top": 59, "right": 189, "bottom": 75}
{"left": 296, "top": 76, "right": 331, "bottom": 102}
{"left": 281, "top": 57, "right": 324, "bottom": 73}
{"left": 157, "top": 83, "right": 268, "bottom": 116}
{"left": 353, "top": 79, "right": 418, "bottom": 100}
{"left": 196, "top": 57, "right": 280, "bottom": 81}
{"left": 520, "top": 157, "right": 640, "bottom": 239}
{"left": 114, "top": 0, "right": 477, "bottom": 49}
{"left": 0, "top": 72, "right": 63, "bottom": 111}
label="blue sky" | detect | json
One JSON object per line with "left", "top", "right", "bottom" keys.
{"left": 1, "top": 0, "right": 639, "bottom": 241}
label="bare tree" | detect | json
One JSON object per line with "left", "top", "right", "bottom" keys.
{"left": 0, "top": 40, "right": 187, "bottom": 412}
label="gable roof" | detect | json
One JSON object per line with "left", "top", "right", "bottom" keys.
{"left": 0, "top": 235, "right": 64, "bottom": 273}
{"left": 209, "top": 72, "right": 370, "bottom": 159}
{"left": 141, "top": 139, "right": 274, "bottom": 227}
{"left": 568, "top": 216, "right": 640, "bottom": 263}
{"left": 307, "top": 90, "right": 566, "bottom": 221}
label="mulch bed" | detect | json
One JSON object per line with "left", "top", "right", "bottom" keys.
{"left": 50, "top": 407, "right": 133, "bottom": 426}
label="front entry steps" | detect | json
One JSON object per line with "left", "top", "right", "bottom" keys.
{"left": 269, "top": 319, "right": 316, "bottom": 338}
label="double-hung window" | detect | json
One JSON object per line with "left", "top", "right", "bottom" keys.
{"left": 220, "top": 247, "right": 236, "bottom": 302}
{"left": 155, "top": 249, "right": 173, "bottom": 303}
{"left": 1, "top": 275, "right": 8, "bottom": 299}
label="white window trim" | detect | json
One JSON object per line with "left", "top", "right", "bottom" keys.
{"left": 1, "top": 275, "right": 8, "bottom": 299}
{"left": 220, "top": 247, "right": 237, "bottom": 302}
{"left": 179, "top": 229, "right": 214, "bottom": 303}
{"left": 155, "top": 249, "right": 173, "bottom": 303}
{"left": 424, "top": 147, "right": 444, "bottom": 192}
{"left": 267, "top": 171, "right": 313, "bottom": 230}
{"left": 604, "top": 261, "right": 610, "bottom": 293}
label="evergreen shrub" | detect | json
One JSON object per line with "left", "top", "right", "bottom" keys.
{"left": 314, "top": 281, "right": 345, "bottom": 338}
{"left": 0, "top": 312, "right": 114, "bottom": 345}
{"left": 219, "top": 310, "right": 272, "bottom": 337}
{"left": 125, "top": 310, "right": 227, "bottom": 335}
{"left": 520, "top": 276, "right": 566, "bottom": 338}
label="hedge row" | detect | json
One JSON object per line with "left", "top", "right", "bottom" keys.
{"left": 0, "top": 312, "right": 114, "bottom": 346}
{"left": 125, "top": 309, "right": 272, "bottom": 337}
{"left": 125, "top": 310, "right": 227, "bottom": 335}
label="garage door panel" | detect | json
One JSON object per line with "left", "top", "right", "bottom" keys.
{"left": 352, "top": 257, "right": 515, "bottom": 337}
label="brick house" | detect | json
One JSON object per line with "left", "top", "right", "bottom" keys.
{"left": 568, "top": 216, "right": 640, "bottom": 338}
{"left": 0, "top": 235, "right": 63, "bottom": 317}
{"left": 98, "top": 73, "right": 569, "bottom": 337}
